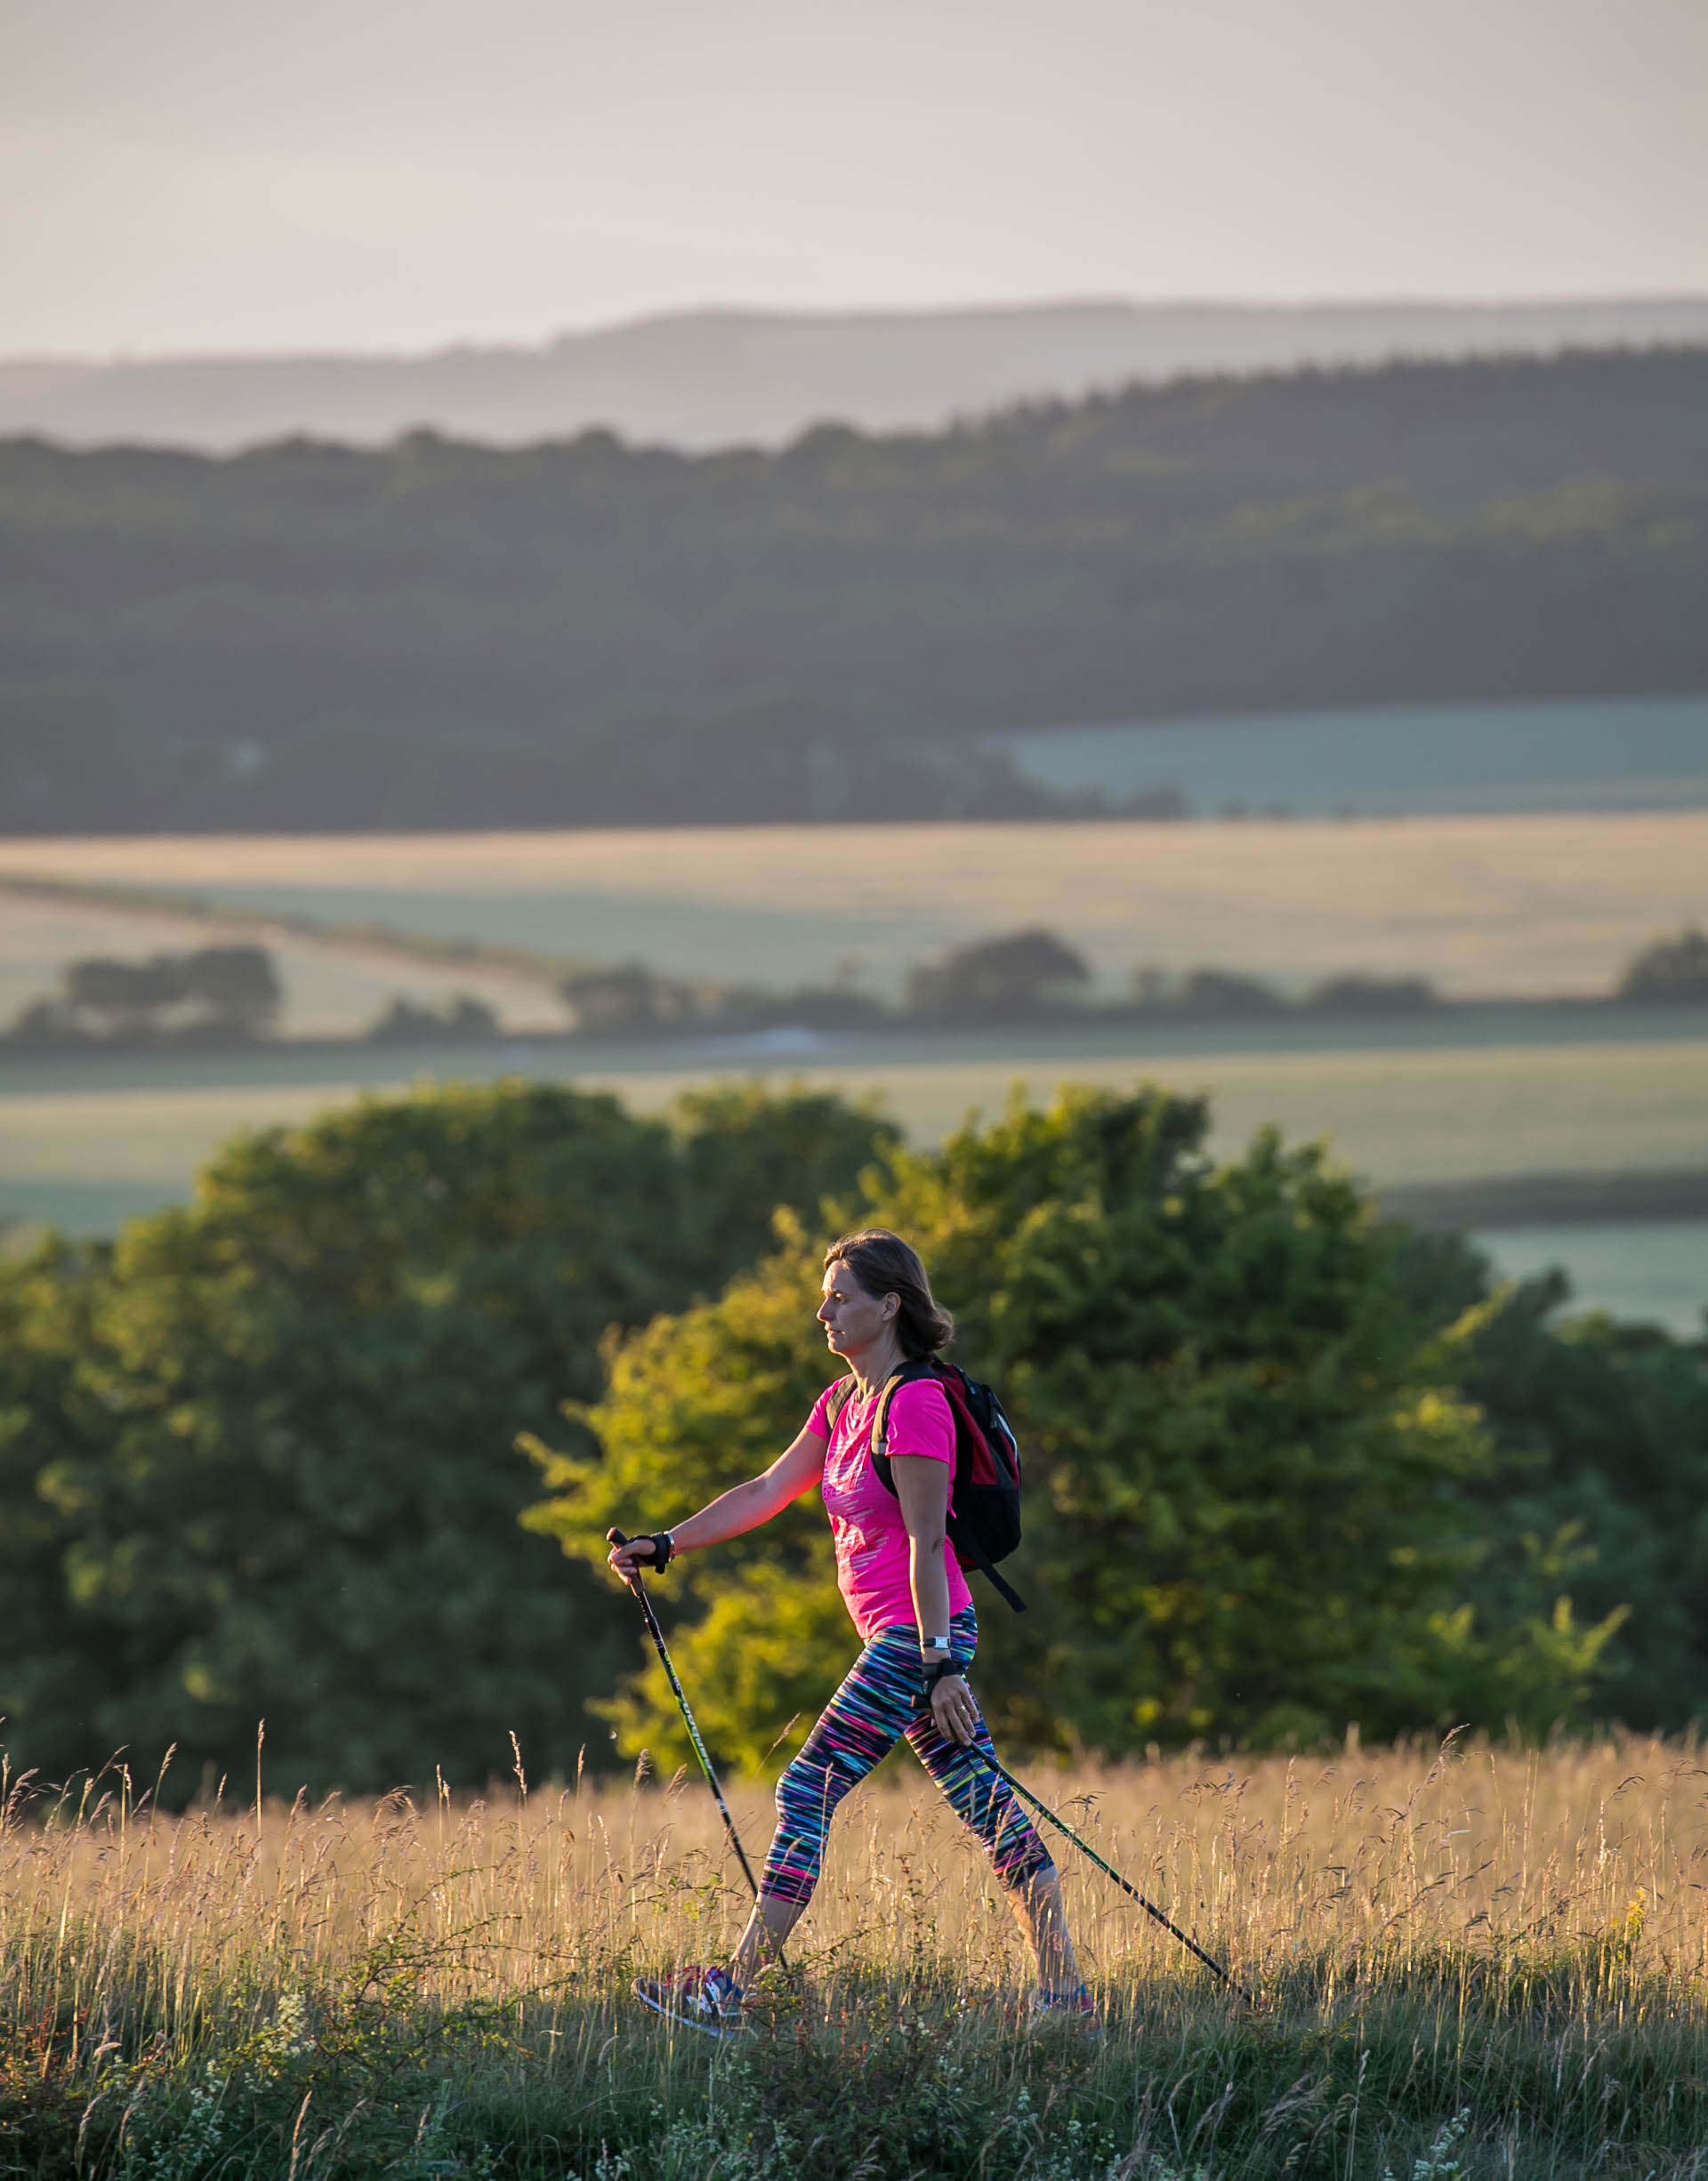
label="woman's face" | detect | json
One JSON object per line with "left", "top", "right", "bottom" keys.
{"left": 817, "top": 1260, "right": 898, "bottom": 1360}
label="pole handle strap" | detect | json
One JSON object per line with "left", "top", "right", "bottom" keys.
{"left": 608, "top": 1526, "right": 672, "bottom": 1572}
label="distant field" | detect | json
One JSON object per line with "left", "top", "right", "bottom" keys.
{"left": 995, "top": 694, "right": 1708, "bottom": 817}
{"left": 3, "top": 809, "right": 1705, "bottom": 1002}
{"left": 1475, "top": 1219, "right": 1708, "bottom": 1337}
{"left": 0, "top": 887, "right": 570, "bottom": 1037}
{"left": 4, "top": 1030, "right": 1704, "bottom": 1235}
{"left": 5, "top": 816, "right": 1704, "bottom": 1326}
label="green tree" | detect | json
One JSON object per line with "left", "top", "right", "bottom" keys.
{"left": 1177, "top": 969, "right": 1284, "bottom": 1017}
{"left": 528, "top": 1088, "right": 1616, "bottom": 1771}
{"left": 0, "top": 1236, "right": 116, "bottom": 1777}
{"left": 903, "top": 930, "right": 1092, "bottom": 1024}
{"left": 671, "top": 1084, "right": 897, "bottom": 1279}
{"left": 181, "top": 945, "right": 282, "bottom": 1036}
{"left": 525, "top": 1227, "right": 848, "bottom": 1774}
{"left": 0, "top": 1081, "right": 892, "bottom": 1795}
{"left": 367, "top": 994, "right": 501, "bottom": 1043}
{"left": 1453, "top": 1270, "right": 1708, "bottom": 1733}
{"left": 1617, "top": 926, "right": 1708, "bottom": 1003}
{"left": 64, "top": 955, "right": 188, "bottom": 1038}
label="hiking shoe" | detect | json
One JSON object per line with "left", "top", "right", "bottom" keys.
{"left": 1026, "top": 1984, "right": 1102, "bottom": 2037}
{"left": 632, "top": 1965, "right": 748, "bottom": 2039}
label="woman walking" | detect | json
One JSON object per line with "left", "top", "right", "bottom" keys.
{"left": 608, "top": 1227, "right": 1093, "bottom": 2035}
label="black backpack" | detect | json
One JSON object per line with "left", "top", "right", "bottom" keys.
{"left": 824, "top": 1358, "right": 1027, "bottom": 1612}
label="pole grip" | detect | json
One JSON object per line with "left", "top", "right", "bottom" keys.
{"left": 607, "top": 1527, "right": 650, "bottom": 1593}
{"left": 606, "top": 1535, "right": 663, "bottom": 1570}
{"left": 607, "top": 1526, "right": 657, "bottom": 1565}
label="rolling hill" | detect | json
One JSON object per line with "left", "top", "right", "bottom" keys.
{"left": 3, "top": 346, "right": 1705, "bottom": 832}
{"left": 6, "top": 296, "right": 1708, "bottom": 453}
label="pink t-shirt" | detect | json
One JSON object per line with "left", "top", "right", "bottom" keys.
{"left": 806, "top": 1374, "right": 973, "bottom": 1642}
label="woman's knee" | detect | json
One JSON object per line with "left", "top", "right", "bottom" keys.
{"left": 763, "top": 1746, "right": 849, "bottom": 1905}
{"left": 774, "top": 1742, "right": 849, "bottom": 1834}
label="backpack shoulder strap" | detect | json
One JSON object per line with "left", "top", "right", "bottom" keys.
{"left": 870, "top": 1359, "right": 940, "bottom": 1464}
{"left": 869, "top": 1361, "right": 1028, "bottom": 1611}
{"left": 822, "top": 1374, "right": 859, "bottom": 1431}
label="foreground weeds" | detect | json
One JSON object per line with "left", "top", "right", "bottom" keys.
{"left": 4, "top": 1735, "right": 1708, "bottom": 2178}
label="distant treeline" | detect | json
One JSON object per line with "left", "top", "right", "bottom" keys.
{"left": 0, "top": 945, "right": 503, "bottom": 1053}
{"left": 557, "top": 930, "right": 1455, "bottom": 1035}
{"left": 3, "top": 346, "right": 1706, "bottom": 832}
{"left": 5, "top": 944, "right": 282, "bottom": 1049}
{"left": 7, "top": 925, "right": 1705, "bottom": 1054}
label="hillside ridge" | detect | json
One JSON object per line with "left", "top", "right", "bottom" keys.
{"left": 6, "top": 294, "right": 1708, "bottom": 453}
{"left": 4, "top": 345, "right": 1706, "bottom": 833}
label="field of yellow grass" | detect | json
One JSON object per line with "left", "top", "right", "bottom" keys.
{"left": 6, "top": 1736, "right": 1708, "bottom": 2177}
{"left": 4, "top": 812, "right": 1704, "bottom": 1316}
{"left": 4, "top": 809, "right": 1706, "bottom": 1001}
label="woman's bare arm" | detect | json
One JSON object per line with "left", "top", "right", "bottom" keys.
{"left": 891, "top": 1454, "right": 952, "bottom": 1639}
{"left": 891, "top": 1453, "right": 978, "bottom": 1747}
{"left": 608, "top": 1427, "right": 826, "bottom": 1577}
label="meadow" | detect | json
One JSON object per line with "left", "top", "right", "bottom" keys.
{"left": 4, "top": 812, "right": 1703, "bottom": 1316}
{"left": 0, "top": 888, "right": 569, "bottom": 1042}
{"left": 6, "top": 1734, "right": 1708, "bottom": 2178}
{"left": 4, "top": 809, "right": 1706, "bottom": 1007}
{"left": 4, "top": 1027, "right": 1707, "bottom": 1243}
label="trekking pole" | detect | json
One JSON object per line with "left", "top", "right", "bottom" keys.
{"left": 977, "top": 1749, "right": 1255, "bottom": 2008}
{"left": 606, "top": 1529, "right": 764, "bottom": 1903}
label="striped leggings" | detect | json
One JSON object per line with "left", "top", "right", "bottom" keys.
{"left": 760, "top": 1606, "right": 1054, "bottom": 1908}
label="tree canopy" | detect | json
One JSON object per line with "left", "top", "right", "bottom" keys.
{"left": 528, "top": 1088, "right": 1618, "bottom": 1771}
{"left": 0, "top": 1081, "right": 894, "bottom": 1795}
{"left": 4, "top": 1074, "right": 1700, "bottom": 1801}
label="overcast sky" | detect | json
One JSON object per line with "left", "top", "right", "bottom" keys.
{"left": 4, "top": 0, "right": 1704, "bottom": 357}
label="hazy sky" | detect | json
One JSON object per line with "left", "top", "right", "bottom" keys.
{"left": 4, "top": 0, "right": 1704, "bottom": 356}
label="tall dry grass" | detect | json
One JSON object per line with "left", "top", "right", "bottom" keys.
{"left": 4, "top": 1734, "right": 1708, "bottom": 2177}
